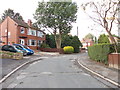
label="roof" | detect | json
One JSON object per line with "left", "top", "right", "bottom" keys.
{"left": 81, "top": 38, "right": 94, "bottom": 43}
{"left": 12, "top": 18, "right": 29, "bottom": 28}
{"left": 29, "top": 26, "right": 46, "bottom": 34}
{"left": 1, "top": 16, "right": 45, "bottom": 34}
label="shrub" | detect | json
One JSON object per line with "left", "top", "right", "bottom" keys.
{"left": 117, "top": 43, "right": 120, "bottom": 53}
{"left": 61, "top": 35, "right": 72, "bottom": 48}
{"left": 40, "top": 43, "right": 50, "bottom": 48}
{"left": 46, "top": 34, "right": 56, "bottom": 48}
{"left": 88, "top": 43, "right": 114, "bottom": 64}
{"left": 46, "top": 34, "right": 83, "bottom": 53}
{"left": 63, "top": 46, "right": 74, "bottom": 54}
{"left": 98, "top": 34, "right": 110, "bottom": 44}
{"left": 62, "top": 35, "right": 82, "bottom": 53}
{"left": 70, "top": 36, "right": 82, "bottom": 53}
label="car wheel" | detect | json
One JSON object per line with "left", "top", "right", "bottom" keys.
{"left": 23, "top": 53, "right": 27, "bottom": 56}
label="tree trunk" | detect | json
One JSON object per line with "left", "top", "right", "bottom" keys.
{"left": 55, "top": 34, "right": 61, "bottom": 49}
{"left": 106, "top": 30, "right": 118, "bottom": 53}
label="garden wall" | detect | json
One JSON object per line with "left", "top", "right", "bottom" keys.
{"left": 0, "top": 51, "right": 23, "bottom": 60}
{"left": 39, "top": 48, "right": 60, "bottom": 52}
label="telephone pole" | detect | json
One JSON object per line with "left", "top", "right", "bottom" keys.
{"left": 77, "top": 26, "right": 78, "bottom": 37}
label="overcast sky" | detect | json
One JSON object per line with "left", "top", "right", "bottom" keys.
{"left": 0, "top": 0, "right": 118, "bottom": 40}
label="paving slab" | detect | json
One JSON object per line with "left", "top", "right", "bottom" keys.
{"left": 77, "top": 52, "right": 119, "bottom": 84}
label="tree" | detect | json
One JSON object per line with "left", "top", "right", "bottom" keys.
{"left": 1, "top": 8, "right": 23, "bottom": 21}
{"left": 98, "top": 34, "right": 110, "bottom": 43}
{"left": 46, "top": 34, "right": 56, "bottom": 48}
{"left": 84, "top": 33, "right": 94, "bottom": 40}
{"left": 81, "top": 0, "right": 119, "bottom": 52}
{"left": 61, "top": 35, "right": 73, "bottom": 48}
{"left": 0, "top": 18, "right": 2, "bottom": 22}
{"left": 61, "top": 35, "right": 82, "bottom": 53}
{"left": 34, "top": 2, "right": 77, "bottom": 48}
{"left": 70, "top": 36, "right": 82, "bottom": 53}
{"left": 94, "top": 36, "right": 98, "bottom": 44}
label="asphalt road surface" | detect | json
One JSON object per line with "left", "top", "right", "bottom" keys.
{"left": 1, "top": 54, "right": 116, "bottom": 88}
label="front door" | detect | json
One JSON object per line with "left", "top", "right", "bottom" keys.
{"left": 20, "top": 39, "right": 25, "bottom": 45}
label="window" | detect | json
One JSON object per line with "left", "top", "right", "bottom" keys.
{"left": 28, "top": 39, "right": 36, "bottom": 46}
{"left": 19, "top": 39, "right": 25, "bottom": 45}
{"left": 28, "top": 29, "right": 36, "bottom": 36}
{"left": 20, "top": 27, "right": 25, "bottom": 34}
{"left": 38, "top": 40, "right": 42, "bottom": 46}
{"left": 37, "top": 31, "right": 44, "bottom": 37}
{"left": 8, "top": 42, "right": 10, "bottom": 45}
{"left": 8, "top": 46, "right": 15, "bottom": 52}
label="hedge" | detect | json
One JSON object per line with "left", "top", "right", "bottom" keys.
{"left": 88, "top": 43, "right": 114, "bottom": 64}
{"left": 63, "top": 46, "right": 74, "bottom": 54}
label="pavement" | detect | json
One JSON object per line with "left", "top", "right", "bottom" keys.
{"left": 77, "top": 52, "right": 119, "bottom": 84}
{"left": 37, "top": 51, "right": 60, "bottom": 56}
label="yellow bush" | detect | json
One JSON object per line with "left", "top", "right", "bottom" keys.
{"left": 63, "top": 46, "right": 74, "bottom": 54}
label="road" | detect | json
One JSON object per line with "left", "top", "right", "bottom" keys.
{"left": 1, "top": 54, "right": 41, "bottom": 78}
{"left": 1, "top": 53, "right": 115, "bottom": 88}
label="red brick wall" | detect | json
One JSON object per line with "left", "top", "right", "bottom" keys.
{"left": 0, "top": 17, "right": 18, "bottom": 45}
{"left": 17, "top": 26, "right": 28, "bottom": 45}
{"left": 39, "top": 48, "right": 60, "bottom": 52}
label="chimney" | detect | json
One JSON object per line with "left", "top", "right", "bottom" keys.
{"left": 27, "top": 19, "right": 32, "bottom": 26}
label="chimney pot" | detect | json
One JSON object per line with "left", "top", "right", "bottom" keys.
{"left": 28, "top": 19, "right": 32, "bottom": 26}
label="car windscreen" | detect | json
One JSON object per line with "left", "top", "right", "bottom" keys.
{"left": 15, "top": 46, "right": 23, "bottom": 50}
{"left": 23, "top": 45, "right": 29, "bottom": 49}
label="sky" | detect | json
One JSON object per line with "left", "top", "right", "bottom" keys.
{"left": 0, "top": 0, "right": 118, "bottom": 40}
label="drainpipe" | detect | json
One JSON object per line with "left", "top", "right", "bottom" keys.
{"left": 6, "top": 17, "right": 8, "bottom": 45}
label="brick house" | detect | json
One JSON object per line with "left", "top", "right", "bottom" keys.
{"left": 0, "top": 16, "right": 46, "bottom": 50}
{"left": 81, "top": 38, "right": 94, "bottom": 49}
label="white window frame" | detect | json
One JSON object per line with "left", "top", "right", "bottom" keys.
{"left": 19, "top": 39, "right": 25, "bottom": 45}
{"left": 38, "top": 40, "right": 42, "bottom": 46}
{"left": 20, "top": 27, "right": 25, "bottom": 34}
{"left": 37, "top": 31, "right": 44, "bottom": 37}
{"left": 28, "top": 39, "right": 36, "bottom": 46}
{"left": 28, "top": 28, "right": 36, "bottom": 36}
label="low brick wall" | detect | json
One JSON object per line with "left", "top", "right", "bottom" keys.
{"left": 0, "top": 51, "right": 23, "bottom": 60}
{"left": 108, "top": 53, "right": 120, "bottom": 70}
{"left": 39, "top": 48, "right": 60, "bottom": 52}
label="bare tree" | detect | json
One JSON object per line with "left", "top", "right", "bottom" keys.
{"left": 81, "top": 0, "right": 120, "bottom": 53}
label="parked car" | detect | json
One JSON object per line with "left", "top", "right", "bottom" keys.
{"left": 1, "top": 45, "right": 23, "bottom": 54}
{"left": 14, "top": 45, "right": 27, "bottom": 56}
{"left": 13, "top": 44, "right": 34, "bottom": 55}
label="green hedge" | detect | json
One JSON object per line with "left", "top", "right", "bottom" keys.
{"left": 117, "top": 43, "right": 120, "bottom": 53}
{"left": 40, "top": 43, "right": 50, "bottom": 48}
{"left": 88, "top": 43, "right": 114, "bottom": 64}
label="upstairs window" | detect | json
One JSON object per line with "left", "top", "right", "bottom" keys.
{"left": 37, "top": 31, "right": 44, "bottom": 37}
{"left": 28, "top": 29, "right": 36, "bottom": 36}
{"left": 20, "top": 27, "right": 25, "bottom": 34}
